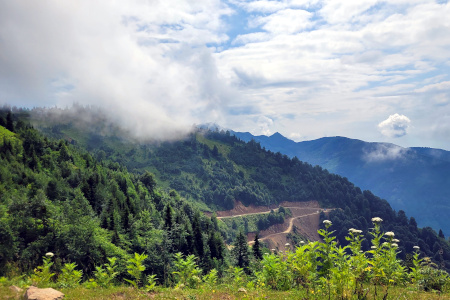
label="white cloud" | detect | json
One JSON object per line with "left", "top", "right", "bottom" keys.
{"left": 257, "top": 115, "right": 274, "bottom": 135}
{"left": 249, "top": 9, "right": 313, "bottom": 34}
{"left": 378, "top": 114, "right": 411, "bottom": 138}
{"left": 1, "top": 0, "right": 450, "bottom": 149}
{"left": 363, "top": 143, "right": 408, "bottom": 162}
{"left": 0, "top": 0, "right": 234, "bottom": 140}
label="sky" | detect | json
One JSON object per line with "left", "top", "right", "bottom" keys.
{"left": 1, "top": 0, "right": 449, "bottom": 149}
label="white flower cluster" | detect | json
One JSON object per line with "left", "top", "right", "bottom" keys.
{"left": 323, "top": 220, "right": 332, "bottom": 225}
{"left": 45, "top": 252, "right": 54, "bottom": 257}
{"left": 349, "top": 228, "right": 363, "bottom": 234}
{"left": 385, "top": 231, "right": 395, "bottom": 237}
{"left": 371, "top": 217, "right": 383, "bottom": 223}
{"left": 393, "top": 239, "right": 400, "bottom": 243}
{"left": 413, "top": 246, "right": 420, "bottom": 250}
{"left": 391, "top": 243, "right": 399, "bottom": 247}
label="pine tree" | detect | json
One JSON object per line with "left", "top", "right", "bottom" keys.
{"left": 192, "top": 212, "right": 204, "bottom": 257}
{"left": 6, "top": 112, "right": 14, "bottom": 132}
{"left": 164, "top": 204, "right": 173, "bottom": 231}
{"left": 252, "top": 233, "right": 263, "bottom": 260}
{"left": 232, "top": 231, "right": 250, "bottom": 272}
{"left": 439, "top": 229, "right": 445, "bottom": 239}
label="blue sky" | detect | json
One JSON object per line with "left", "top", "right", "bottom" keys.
{"left": 1, "top": 0, "right": 449, "bottom": 149}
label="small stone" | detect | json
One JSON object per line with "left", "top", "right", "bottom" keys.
{"left": 9, "top": 285, "right": 23, "bottom": 292}
{"left": 25, "top": 286, "right": 65, "bottom": 300}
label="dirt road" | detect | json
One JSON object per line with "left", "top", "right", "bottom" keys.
{"left": 217, "top": 206, "right": 320, "bottom": 219}
{"left": 247, "top": 209, "right": 327, "bottom": 245}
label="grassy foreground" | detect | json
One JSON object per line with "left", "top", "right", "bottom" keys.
{"left": 2, "top": 284, "right": 450, "bottom": 300}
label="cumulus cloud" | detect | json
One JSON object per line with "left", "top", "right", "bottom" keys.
{"left": 378, "top": 114, "right": 411, "bottom": 138}
{"left": 257, "top": 116, "right": 274, "bottom": 136}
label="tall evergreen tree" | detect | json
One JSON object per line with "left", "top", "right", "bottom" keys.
{"left": 252, "top": 233, "right": 263, "bottom": 260}
{"left": 232, "top": 231, "right": 250, "bottom": 272}
{"left": 192, "top": 212, "right": 204, "bottom": 257}
{"left": 6, "top": 111, "right": 14, "bottom": 132}
{"left": 164, "top": 204, "right": 173, "bottom": 231}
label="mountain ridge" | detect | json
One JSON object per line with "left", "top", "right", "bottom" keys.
{"left": 232, "top": 131, "right": 450, "bottom": 234}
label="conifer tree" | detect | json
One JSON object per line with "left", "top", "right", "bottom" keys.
{"left": 232, "top": 231, "right": 250, "bottom": 272}
{"left": 252, "top": 233, "right": 263, "bottom": 260}
{"left": 6, "top": 111, "right": 14, "bottom": 132}
{"left": 164, "top": 204, "right": 173, "bottom": 231}
{"left": 192, "top": 212, "right": 204, "bottom": 258}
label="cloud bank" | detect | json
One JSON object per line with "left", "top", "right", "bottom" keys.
{"left": 0, "top": 0, "right": 234, "bottom": 140}
{"left": 1, "top": 0, "right": 450, "bottom": 148}
{"left": 363, "top": 143, "right": 409, "bottom": 162}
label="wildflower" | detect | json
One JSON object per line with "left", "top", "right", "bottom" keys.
{"left": 349, "top": 228, "right": 362, "bottom": 234}
{"left": 382, "top": 242, "right": 389, "bottom": 246}
{"left": 271, "top": 249, "right": 276, "bottom": 252}
{"left": 413, "top": 246, "right": 420, "bottom": 250}
{"left": 371, "top": 217, "right": 383, "bottom": 223}
{"left": 385, "top": 231, "right": 395, "bottom": 237}
{"left": 45, "top": 252, "right": 54, "bottom": 257}
{"left": 300, "top": 241, "right": 305, "bottom": 244}
{"left": 391, "top": 243, "right": 398, "bottom": 247}
{"left": 323, "top": 220, "right": 332, "bottom": 225}
{"left": 393, "top": 239, "right": 400, "bottom": 243}
{"left": 285, "top": 243, "right": 290, "bottom": 246}
{"left": 371, "top": 246, "right": 377, "bottom": 249}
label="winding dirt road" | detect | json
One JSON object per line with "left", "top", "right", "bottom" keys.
{"left": 217, "top": 206, "right": 321, "bottom": 219}
{"left": 247, "top": 209, "right": 329, "bottom": 245}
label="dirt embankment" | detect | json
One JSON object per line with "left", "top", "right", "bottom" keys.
{"left": 214, "top": 200, "right": 333, "bottom": 252}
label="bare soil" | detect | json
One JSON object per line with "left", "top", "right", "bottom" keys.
{"left": 215, "top": 201, "right": 334, "bottom": 252}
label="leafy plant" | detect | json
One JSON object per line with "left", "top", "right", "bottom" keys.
{"left": 172, "top": 252, "right": 202, "bottom": 289}
{"left": 259, "top": 252, "right": 292, "bottom": 290}
{"left": 125, "top": 252, "right": 148, "bottom": 288}
{"left": 202, "top": 268, "right": 218, "bottom": 287}
{"left": 93, "top": 257, "right": 119, "bottom": 288}
{"left": 145, "top": 274, "right": 158, "bottom": 292}
{"left": 30, "top": 253, "right": 55, "bottom": 287}
{"left": 57, "top": 262, "right": 82, "bottom": 288}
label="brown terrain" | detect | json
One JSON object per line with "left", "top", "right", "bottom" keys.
{"left": 215, "top": 201, "right": 333, "bottom": 252}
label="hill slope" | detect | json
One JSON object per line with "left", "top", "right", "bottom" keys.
{"left": 233, "top": 132, "right": 450, "bottom": 234}
{"left": 24, "top": 106, "right": 450, "bottom": 270}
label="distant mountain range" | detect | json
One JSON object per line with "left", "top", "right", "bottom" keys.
{"left": 232, "top": 131, "right": 450, "bottom": 235}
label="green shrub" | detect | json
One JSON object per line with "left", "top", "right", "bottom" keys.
{"left": 172, "top": 252, "right": 202, "bottom": 289}
{"left": 125, "top": 253, "right": 148, "bottom": 288}
{"left": 57, "top": 262, "right": 82, "bottom": 288}
{"left": 30, "top": 253, "right": 55, "bottom": 287}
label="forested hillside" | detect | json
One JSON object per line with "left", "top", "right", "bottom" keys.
{"left": 0, "top": 109, "right": 226, "bottom": 283}
{"left": 233, "top": 131, "right": 450, "bottom": 235}
{"left": 26, "top": 106, "right": 450, "bottom": 271}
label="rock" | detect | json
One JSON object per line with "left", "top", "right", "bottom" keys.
{"left": 9, "top": 285, "right": 23, "bottom": 292}
{"left": 238, "top": 287, "right": 247, "bottom": 293}
{"left": 25, "top": 286, "right": 65, "bottom": 300}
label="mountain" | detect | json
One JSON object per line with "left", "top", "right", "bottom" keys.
{"left": 232, "top": 132, "right": 450, "bottom": 235}
{"left": 2, "top": 106, "right": 450, "bottom": 277}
